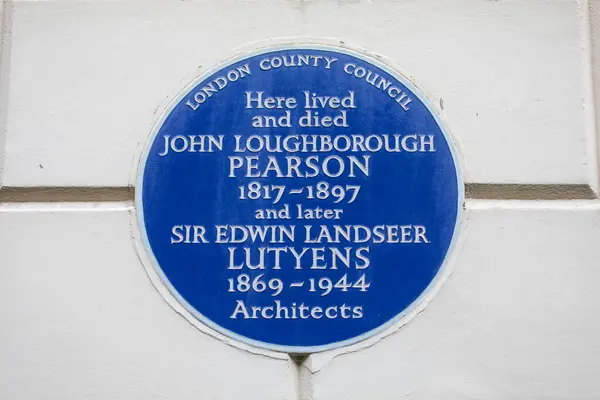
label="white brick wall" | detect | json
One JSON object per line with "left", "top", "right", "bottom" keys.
{"left": 0, "top": 207, "right": 292, "bottom": 400}
{"left": 308, "top": 204, "right": 600, "bottom": 400}
{"left": 2, "top": 0, "right": 597, "bottom": 187}
{"left": 1, "top": 0, "right": 599, "bottom": 399}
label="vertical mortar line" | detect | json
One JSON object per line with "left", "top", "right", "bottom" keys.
{"left": 289, "top": 353, "right": 312, "bottom": 400}
{"left": 582, "top": 0, "right": 600, "bottom": 196}
{"left": 0, "top": 0, "right": 13, "bottom": 188}
{"left": 298, "top": 356, "right": 314, "bottom": 400}
{"left": 287, "top": 354, "right": 302, "bottom": 400}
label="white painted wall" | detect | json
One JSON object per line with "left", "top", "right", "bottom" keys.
{"left": 1, "top": 0, "right": 599, "bottom": 399}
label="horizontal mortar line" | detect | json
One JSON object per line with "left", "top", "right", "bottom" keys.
{"left": 465, "top": 184, "right": 597, "bottom": 200}
{"left": 0, "top": 184, "right": 596, "bottom": 204}
{"left": 0, "top": 186, "right": 134, "bottom": 203}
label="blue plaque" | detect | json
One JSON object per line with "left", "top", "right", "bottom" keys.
{"left": 136, "top": 45, "right": 463, "bottom": 353}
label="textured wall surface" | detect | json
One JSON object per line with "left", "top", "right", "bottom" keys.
{"left": 1, "top": 0, "right": 599, "bottom": 399}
